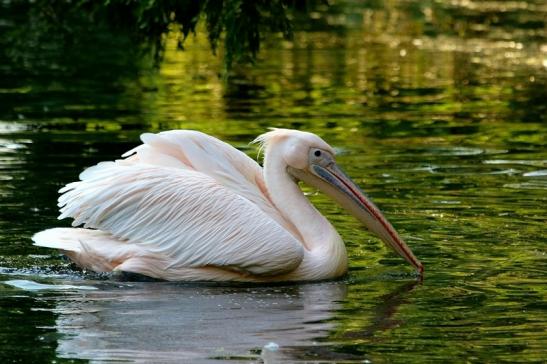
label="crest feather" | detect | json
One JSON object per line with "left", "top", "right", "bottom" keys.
{"left": 251, "top": 128, "right": 291, "bottom": 158}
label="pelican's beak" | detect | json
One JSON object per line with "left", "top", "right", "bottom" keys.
{"left": 289, "top": 162, "right": 423, "bottom": 274}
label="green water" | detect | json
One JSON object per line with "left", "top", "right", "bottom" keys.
{"left": 0, "top": 1, "right": 545, "bottom": 363}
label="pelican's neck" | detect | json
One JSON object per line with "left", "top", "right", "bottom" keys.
{"left": 261, "top": 146, "right": 348, "bottom": 280}
{"left": 263, "top": 152, "right": 338, "bottom": 253}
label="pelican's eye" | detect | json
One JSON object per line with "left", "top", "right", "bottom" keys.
{"left": 309, "top": 148, "right": 332, "bottom": 168}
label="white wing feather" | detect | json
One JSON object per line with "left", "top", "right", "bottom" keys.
{"left": 119, "top": 130, "right": 286, "bottom": 225}
{"left": 58, "top": 162, "right": 303, "bottom": 276}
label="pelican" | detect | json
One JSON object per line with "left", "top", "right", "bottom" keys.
{"left": 33, "top": 129, "right": 423, "bottom": 282}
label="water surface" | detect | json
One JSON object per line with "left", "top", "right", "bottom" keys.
{"left": 0, "top": 1, "right": 545, "bottom": 363}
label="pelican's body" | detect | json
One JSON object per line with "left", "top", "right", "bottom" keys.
{"left": 33, "top": 129, "right": 422, "bottom": 281}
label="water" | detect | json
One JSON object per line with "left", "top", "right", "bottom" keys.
{"left": 1, "top": 1, "right": 546, "bottom": 363}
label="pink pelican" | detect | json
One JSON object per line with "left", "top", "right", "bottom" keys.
{"left": 33, "top": 129, "right": 423, "bottom": 281}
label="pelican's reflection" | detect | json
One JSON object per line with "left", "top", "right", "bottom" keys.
{"left": 50, "top": 279, "right": 418, "bottom": 362}
{"left": 52, "top": 281, "right": 346, "bottom": 362}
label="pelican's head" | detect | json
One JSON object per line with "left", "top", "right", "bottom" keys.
{"left": 255, "top": 129, "right": 423, "bottom": 274}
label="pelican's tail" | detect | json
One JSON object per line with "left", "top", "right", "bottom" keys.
{"left": 32, "top": 228, "right": 163, "bottom": 274}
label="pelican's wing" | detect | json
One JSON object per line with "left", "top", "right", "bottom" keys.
{"left": 119, "top": 130, "right": 282, "bottom": 222}
{"left": 58, "top": 162, "right": 303, "bottom": 276}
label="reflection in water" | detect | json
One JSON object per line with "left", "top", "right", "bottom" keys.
{"left": 46, "top": 280, "right": 418, "bottom": 362}
{"left": 52, "top": 281, "right": 345, "bottom": 362}
{"left": 339, "top": 280, "right": 418, "bottom": 340}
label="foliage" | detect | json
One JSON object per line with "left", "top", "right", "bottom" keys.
{"left": 22, "top": 0, "right": 297, "bottom": 70}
